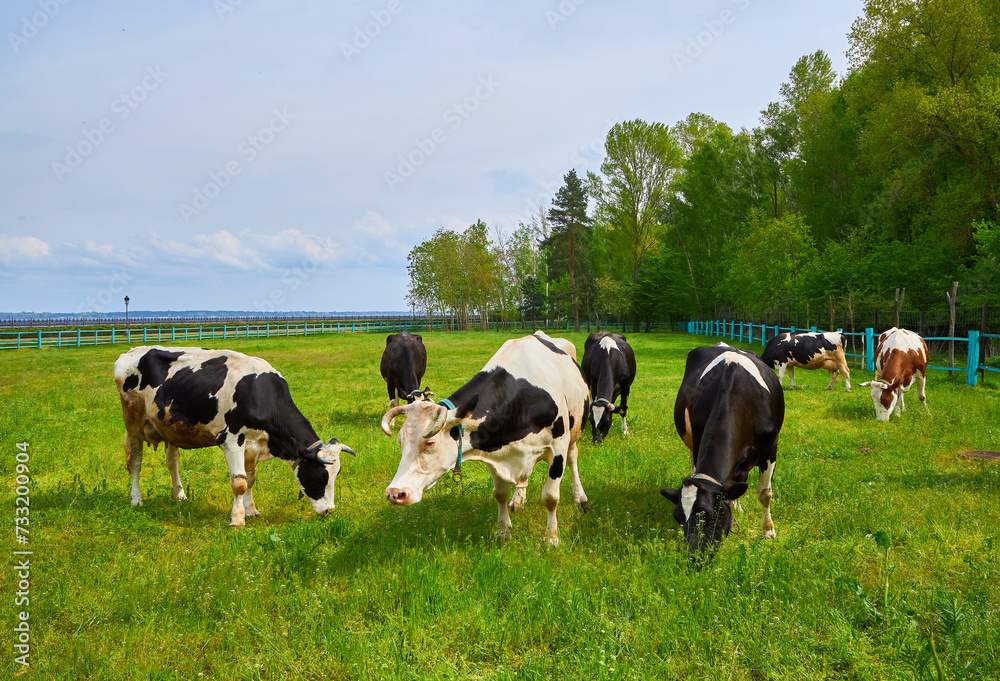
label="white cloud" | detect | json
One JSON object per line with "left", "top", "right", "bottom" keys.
{"left": 150, "top": 230, "right": 268, "bottom": 270}
{"left": 355, "top": 211, "right": 394, "bottom": 237}
{"left": 0, "top": 236, "right": 51, "bottom": 265}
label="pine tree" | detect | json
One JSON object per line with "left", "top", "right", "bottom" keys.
{"left": 544, "top": 169, "right": 591, "bottom": 331}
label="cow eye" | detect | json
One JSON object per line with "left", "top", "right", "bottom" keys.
{"left": 424, "top": 439, "right": 435, "bottom": 448}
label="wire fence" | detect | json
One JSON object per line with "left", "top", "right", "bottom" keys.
{"left": 0, "top": 316, "right": 670, "bottom": 351}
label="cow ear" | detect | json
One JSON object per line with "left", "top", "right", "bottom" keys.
{"left": 660, "top": 488, "right": 681, "bottom": 505}
{"left": 453, "top": 393, "right": 479, "bottom": 420}
{"left": 859, "top": 381, "right": 872, "bottom": 387}
{"left": 722, "top": 482, "right": 748, "bottom": 500}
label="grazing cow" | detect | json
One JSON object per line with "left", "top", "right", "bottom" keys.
{"left": 114, "top": 346, "right": 356, "bottom": 527}
{"left": 581, "top": 332, "right": 637, "bottom": 443}
{"left": 860, "top": 327, "right": 929, "bottom": 421}
{"left": 761, "top": 331, "right": 852, "bottom": 391}
{"left": 380, "top": 331, "right": 429, "bottom": 407}
{"left": 661, "top": 343, "right": 785, "bottom": 559}
{"left": 380, "top": 330, "right": 590, "bottom": 545}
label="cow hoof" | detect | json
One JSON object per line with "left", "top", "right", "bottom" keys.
{"left": 174, "top": 492, "right": 188, "bottom": 502}
{"left": 763, "top": 529, "right": 776, "bottom": 539}
{"left": 229, "top": 520, "right": 246, "bottom": 529}
{"left": 545, "top": 535, "right": 560, "bottom": 547}
{"left": 496, "top": 525, "right": 511, "bottom": 542}
{"left": 508, "top": 500, "right": 524, "bottom": 513}
{"left": 578, "top": 498, "right": 592, "bottom": 513}
{"left": 130, "top": 498, "right": 143, "bottom": 508}
{"left": 246, "top": 510, "right": 261, "bottom": 519}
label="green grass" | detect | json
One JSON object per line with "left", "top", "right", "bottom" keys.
{"left": 1, "top": 330, "right": 998, "bottom": 680}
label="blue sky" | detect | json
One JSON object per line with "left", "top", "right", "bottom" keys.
{"left": 0, "top": 0, "right": 862, "bottom": 314}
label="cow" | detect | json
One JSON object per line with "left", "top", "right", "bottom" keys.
{"left": 114, "top": 346, "right": 356, "bottom": 527}
{"left": 380, "top": 331, "right": 429, "bottom": 408}
{"left": 761, "top": 331, "right": 852, "bottom": 391}
{"left": 859, "top": 327, "right": 929, "bottom": 421}
{"left": 380, "top": 330, "right": 590, "bottom": 545}
{"left": 581, "top": 332, "right": 637, "bottom": 443}
{"left": 661, "top": 343, "right": 785, "bottom": 560}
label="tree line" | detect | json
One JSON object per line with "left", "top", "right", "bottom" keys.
{"left": 408, "top": 0, "right": 1000, "bottom": 333}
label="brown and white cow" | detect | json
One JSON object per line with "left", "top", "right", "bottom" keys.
{"left": 860, "top": 327, "right": 929, "bottom": 421}
{"left": 114, "top": 346, "right": 356, "bottom": 527}
{"left": 661, "top": 343, "right": 785, "bottom": 560}
{"left": 761, "top": 331, "right": 852, "bottom": 391}
{"left": 380, "top": 331, "right": 590, "bottom": 545}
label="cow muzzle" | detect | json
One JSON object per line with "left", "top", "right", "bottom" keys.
{"left": 385, "top": 487, "right": 419, "bottom": 505}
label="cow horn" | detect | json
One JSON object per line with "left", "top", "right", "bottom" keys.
{"left": 339, "top": 444, "right": 357, "bottom": 457}
{"left": 381, "top": 405, "right": 408, "bottom": 435}
{"left": 422, "top": 403, "right": 450, "bottom": 439}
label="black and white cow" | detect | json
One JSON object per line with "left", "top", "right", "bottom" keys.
{"left": 581, "top": 332, "right": 636, "bottom": 443}
{"left": 761, "top": 331, "right": 852, "bottom": 391}
{"left": 380, "top": 330, "right": 590, "bottom": 545}
{"left": 114, "top": 346, "right": 356, "bottom": 527}
{"left": 661, "top": 343, "right": 785, "bottom": 559}
{"left": 380, "top": 331, "right": 429, "bottom": 407}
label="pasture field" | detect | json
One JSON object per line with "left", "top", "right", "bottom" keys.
{"left": 1, "top": 330, "right": 998, "bottom": 680}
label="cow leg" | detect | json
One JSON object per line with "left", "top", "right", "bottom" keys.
{"left": 619, "top": 391, "right": 630, "bottom": 435}
{"left": 165, "top": 444, "right": 187, "bottom": 501}
{"left": 509, "top": 483, "right": 528, "bottom": 513}
{"left": 776, "top": 363, "right": 788, "bottom": 387}
{"left": 897, "top": 389, "right": 906, "bottom": 416}
{"left": 916, "top": 372, "right": 929, "bottom": 414}
{"left": 125, "top": 433, "right": 144, "bottom": 507}
{"left": 787, "top": 366, "right": 796, "bottom": 390}
{"left": 841, "top": 361, "right": 852, "bottom": 392}
{"left": 540, "top": 468, "right": 562, "bottom": 547}
{"left": 757, "top": 458, "right": 776, "bottom": 539}
{"left": 220, "top": 436, "right": 249, "bottom": 528}
{"left": 566, "top": 439, "right": 590, "bottom": 512}
{"left": 243, "top": 459, "right": 260, "bottom": 519}
{"left": 825, "top": 369, "right": 838, "bottom": 391}
{"left": 489, "top": 471, "right": 513, "bottom": 542}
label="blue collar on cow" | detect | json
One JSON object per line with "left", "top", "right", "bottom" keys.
{"left": 593, "top": 397, "right": 612, "bottom": 407}
{"left": 690, "top": 472, "right": 722, "bottom": 486}
{"left": 438, "top": 398, "right": 464, "bottom": 482}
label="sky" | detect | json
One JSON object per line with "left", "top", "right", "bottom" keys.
{"left": 0, "top": 0, "right": 864, "bottom": 315}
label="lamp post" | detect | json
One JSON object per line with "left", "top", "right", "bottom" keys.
{"left": 124, "top": 296, "right": 130, "bottom": 329}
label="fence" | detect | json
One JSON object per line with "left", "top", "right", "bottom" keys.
{"left": 0, "top": 317, "right": 666, "bottom": 351}
{"left": 684, "top": 319, "right": 1000, "bottom": 387}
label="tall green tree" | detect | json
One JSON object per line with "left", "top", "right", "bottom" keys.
{"left": 543, "top": 169, "right": 591, "bottom": 331}
{"left": 588, "top": 119, "right": 681, "bottom": 330}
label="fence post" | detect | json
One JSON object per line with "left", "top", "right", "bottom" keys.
{"left": 77, "top": 329, "right": 81, "bottom": 347}
{"left": 111, "top": 328, "right": 115, "bottom": 345}
{"left": 865, "top": 328, "right": 875, "bottom": 372}
{"left": 967, "top": 331, "right": 980, "bottom": 386}
{"left": 144, "top": 328, "right": 147, "bottom": 343}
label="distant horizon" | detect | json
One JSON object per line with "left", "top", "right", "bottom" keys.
{"left": 0, "top": 309, "right": 414, "bottom": 318}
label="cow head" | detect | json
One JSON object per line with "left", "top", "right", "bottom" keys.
{"left": 859, "top": 379, "right": 897, "bottom": 421}
{"left": 380, "top": 396, "right": 480, "bottom": 506}
{"left": 294, "top": 438, "right": 357, "bottom": 514}
{"left": 589, "top": 398, "right": 618, "bottom": 443}
{"left": 405, "top": 386, "right": 434, "bottom": 403}
{"left": 660, "top": 476, "right": 748, "bottom": 560}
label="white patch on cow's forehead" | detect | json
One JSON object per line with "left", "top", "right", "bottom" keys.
{"left": 700, "top": 351, "right": 769, "bottom": 392}
{"left": 599, "top": 336, "right": 621, "bottom": 353}
{"left": 681, "top": 484, "right": 697, "bottom": 522}
{"left": 592, "top": 405, "right": 606, "bottom": 424}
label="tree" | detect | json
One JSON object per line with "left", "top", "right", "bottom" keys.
{"left": 543, "top": 169, "right": 591, "bottom": 331}
{"left": 588, "top": 119, "right": 681, "bottom": 331}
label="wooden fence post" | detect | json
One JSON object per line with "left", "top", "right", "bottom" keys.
{"left": 967, "top": 331, "right": 980, "bottom": 386}
{"left": 946, "top": 281, "right": 958, "bottom": 377}
{"left": 866, "top": 328, "right": 875, "bottom": 372}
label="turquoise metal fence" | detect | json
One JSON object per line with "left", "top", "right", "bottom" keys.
{"left": 685, "top": 319, "right": 993, "bottom": 387}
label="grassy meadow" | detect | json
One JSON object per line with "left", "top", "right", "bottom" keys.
{"left": 1, "top": 329, "right": 998, "bottom": 680}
